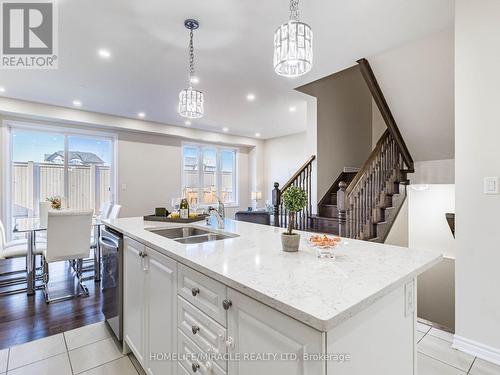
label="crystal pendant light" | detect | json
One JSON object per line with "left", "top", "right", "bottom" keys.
{"left": 179, "top": 19, "right": 204, "bottom": 119}
{"left": 273, "top": 0, "right": 313, "bottom": 78}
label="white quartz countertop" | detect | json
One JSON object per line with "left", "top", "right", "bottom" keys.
{"left": 104, "top": 217, "right": 442, "bottom": 332}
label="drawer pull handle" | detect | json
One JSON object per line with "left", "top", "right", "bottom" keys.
{"left": 191, "top": 362, "right": 200, "bottom": 372}
{"left": 191, "top": 287, "right": 200, "bottom": 297}
{"left": 191, "top": 325, "right": 200, "bottom": 335}
{"left": 222, "top": 299, "right": 232, "bottom": 310}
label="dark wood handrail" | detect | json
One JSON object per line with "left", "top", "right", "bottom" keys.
{"left": 280, "top": 155, "right": 316, "bottom": 193}
{"left": 357, "top": 58, "right": 414, "bottom": 173}
{"left": 346, "top": 129, "right": 390, "bottom": 196}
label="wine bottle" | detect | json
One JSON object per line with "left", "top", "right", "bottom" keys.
{"left": 179, "top": 198, "right": 189, "bottom": 219}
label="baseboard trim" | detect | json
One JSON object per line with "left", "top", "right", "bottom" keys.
{"left": 453, "top": 334, "right": 500, "bottom": 366}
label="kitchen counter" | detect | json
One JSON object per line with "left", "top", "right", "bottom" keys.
{"left": 106, "top": 218, "right": 442, "bottom": 332}
{"left": 105, "top": 217, "right": 441, "bottom": 332}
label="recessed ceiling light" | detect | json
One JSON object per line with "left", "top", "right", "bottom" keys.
{"left": 0, "top": 87, "right": 5, "bottom": 93}
{"left": 72, "top": 100, "right": 82, "bottom": 107}
{"left": 289, "top": 106, "right": 297, "bottom": 112}
{"left": 137, "top": 112, "right": 146, "bottom": 118}
{"left": 184, "top": 120, "right": 192, "bottom": 126}
{"left": 246, "top": 93, "right": 256, "bottom": 101}
{"left": 255, "top": 132, "right": 261, "bottom": 137}
{"left": 222, "top": 127, "right": 229, "bottom": 132}
{"left": 98, "top": 49, "right": 111, "bottom": 59}
{"left": 189, "top": 76, "right": 199, "bottom": 85}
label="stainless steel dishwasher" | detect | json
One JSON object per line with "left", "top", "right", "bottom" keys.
{"left": 100, "top": 226, "right": 123, "bottom": 344}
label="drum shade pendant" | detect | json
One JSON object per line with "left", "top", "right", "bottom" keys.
{"left": 273, "top": 0, "right": 313, "bottom": 78}
{"left": 179, "top": 19, "right": 204, "bottom": 119}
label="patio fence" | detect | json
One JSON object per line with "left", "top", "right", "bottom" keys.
{"left": 12, "top": 161, "right": 111, "bottom": 218}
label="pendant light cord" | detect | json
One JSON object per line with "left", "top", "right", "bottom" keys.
{"left": 188, "top": 29, "right": 195, "bottom": 81}
{"left": 289, "top": 0, "right": 300, "bottom": 21}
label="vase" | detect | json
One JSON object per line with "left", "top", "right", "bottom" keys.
{"left": 281, "top": 233, "right": 300, "bottom": 252}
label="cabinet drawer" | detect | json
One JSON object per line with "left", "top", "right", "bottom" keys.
{"left": 178, "top": 263, "right": 227, "bottom": 326}
{"left": 178, "top": 330, "right": 226, "bottom": 375}
{"left": 178, "top": 296, "right": 227, "bottom": 371}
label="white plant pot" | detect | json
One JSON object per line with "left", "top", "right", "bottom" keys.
{"left": 281, "top": 233, "right": 300, "bottom": 252}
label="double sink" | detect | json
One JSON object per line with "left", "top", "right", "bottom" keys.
{"left": 147, "top": 226, "right": 238, "bottom": 244}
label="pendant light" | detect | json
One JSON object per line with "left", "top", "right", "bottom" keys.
{"left": 273, "top": 0, "right": 313, "bottom": 78}
{"left": 178, "top": 19, "right": 204, "bottom": 119}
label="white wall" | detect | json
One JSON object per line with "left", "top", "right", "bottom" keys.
{"left": 413, "top": 159, "right": 455, "bottom": 185}
{"left": 409, "top": 185, "right": 455, "bottom": 259}
{"left": 455, "top": 0, "right": 500, "bottom": 361}
{"left": 117, "top": 131, "right": 250, "bottom": 218}
{"left": 263, "top": 132, "right": 308, "bottom": 203}
{"left": 369, "top": 28, "right": 454, "bottom": 161}
{"left": 372, "top": 99, "right": 386, "bottom": 149}
{"left": 298, "top": 65, "right": 373, "bottom": 200}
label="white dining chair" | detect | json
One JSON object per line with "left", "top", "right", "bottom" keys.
{"left": 0, "top": 219, "right": 46, "bottom": 295}
{"left": 42, "top": 210, "right": 93, "bottom": 303}
{"left": 100, "top": 202, "right": 113, "bottom": 219}
{"left": 108, "top": 204, "right": 122, "bottom": 219}
{"left": 89, "top": 201, "right": 112, "bottom": 249}
{"left": 39, "top": 201, "right": 51, "bottom": 228}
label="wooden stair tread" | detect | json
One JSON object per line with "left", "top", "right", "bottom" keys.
{"left": 309, "top": 215, "right": 340, "bottom": 222}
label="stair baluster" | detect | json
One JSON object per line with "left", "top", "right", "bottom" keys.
{"left": 272, "top": 155, "right": 316, "bottom": 230}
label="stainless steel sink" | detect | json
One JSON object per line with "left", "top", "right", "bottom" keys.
{"left": 147, "top": 226, "right": 238, "bottom": 244}
{"left": 148, "top": 227, "right": 212, "bottom": 239}
{"left": 174, "top": 233, "right": 235, "bottom": 244}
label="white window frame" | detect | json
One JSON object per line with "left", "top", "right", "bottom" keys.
{"left": 181, "top": 142, "right": 238, "bottom": 207}
{"left": 1, "top": 120, "right": 118, "bottom": 238}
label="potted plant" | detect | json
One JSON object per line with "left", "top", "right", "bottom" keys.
{"left": 281, "top": 186, "right": 307, "bottom": 252}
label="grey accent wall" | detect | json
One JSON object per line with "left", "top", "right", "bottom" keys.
{"left": 297, "top": 66, "right": 373, "bottom": 200}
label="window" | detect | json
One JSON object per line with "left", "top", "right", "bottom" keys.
{"left": 7, "top": 125, "right": 115, "bottom": 228}
{"left": 182, "top": 144, "right": 237, "bottom": 206}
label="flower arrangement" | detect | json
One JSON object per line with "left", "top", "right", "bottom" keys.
{"left": 46, "top": 196, "right": 62, "bottom": 210}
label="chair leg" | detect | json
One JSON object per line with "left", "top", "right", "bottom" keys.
{"left": 77, "top": 259, "right": 89, "bottom": 297}
{"left": 43, "top": 258, "right": 89, "bottom": 304}
{"left": 0, "top": 255, "right": 44, "bottom": 295}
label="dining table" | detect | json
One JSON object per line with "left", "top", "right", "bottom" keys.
{"left": 13, "top": 216, "right": 104, "bottom": 295}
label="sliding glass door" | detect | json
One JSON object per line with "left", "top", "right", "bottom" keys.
{"left": 8, "top": 126, "right": 115, "bottom": 230}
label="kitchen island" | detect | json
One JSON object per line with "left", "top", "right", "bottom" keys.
{"left": 104, "top": 216, "right": 442, "bottom": 375}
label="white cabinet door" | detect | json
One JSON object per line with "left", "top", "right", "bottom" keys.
{"left": 124, "top": 237, "right": 146, "bottom": 366}
{"left": 227, "top": 289, "right": 325, "bottom": 375}
{"left": 146, "top": 248, "right": 177, "bottom": 375}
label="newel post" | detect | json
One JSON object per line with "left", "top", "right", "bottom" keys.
{"left": 337, "top": 181, "right": 348, "bottom": 237}
{"left": 272, "top": 182, "right": 281, "bottom": 227}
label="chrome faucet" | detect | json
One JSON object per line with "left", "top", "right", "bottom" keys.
{"left": 208, "top": 196, "right": 225, "bottom": 229}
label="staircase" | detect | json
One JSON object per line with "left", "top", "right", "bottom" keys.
{"left": 309, "top": 171, "right": 357, "bottom": 234}
{"left": 337, "top": 129, "right": 411, "bottom": 242}
{"left": 272, "top": 58, "right": 414, "bottom": 243}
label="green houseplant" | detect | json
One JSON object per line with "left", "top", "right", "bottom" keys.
{"left": 281, "top": 186, "right": 308, "bottom": 252}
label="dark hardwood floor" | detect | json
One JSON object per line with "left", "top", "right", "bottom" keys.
{"left": 0, "top": 257, "right": 104, "bottom": 349}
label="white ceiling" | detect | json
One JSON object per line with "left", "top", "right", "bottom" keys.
{"left": 0, "top": 0, "right": 454, "bottom": 139}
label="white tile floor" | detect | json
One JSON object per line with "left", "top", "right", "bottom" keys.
{"left": 1, "top": 320, "right": 499, "bottom": 374}
{"left": 417, "top": 322, "right": 500, "bottom": 375}
{"left": 0, "top": 322, "right": 140, "bottom": 375}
